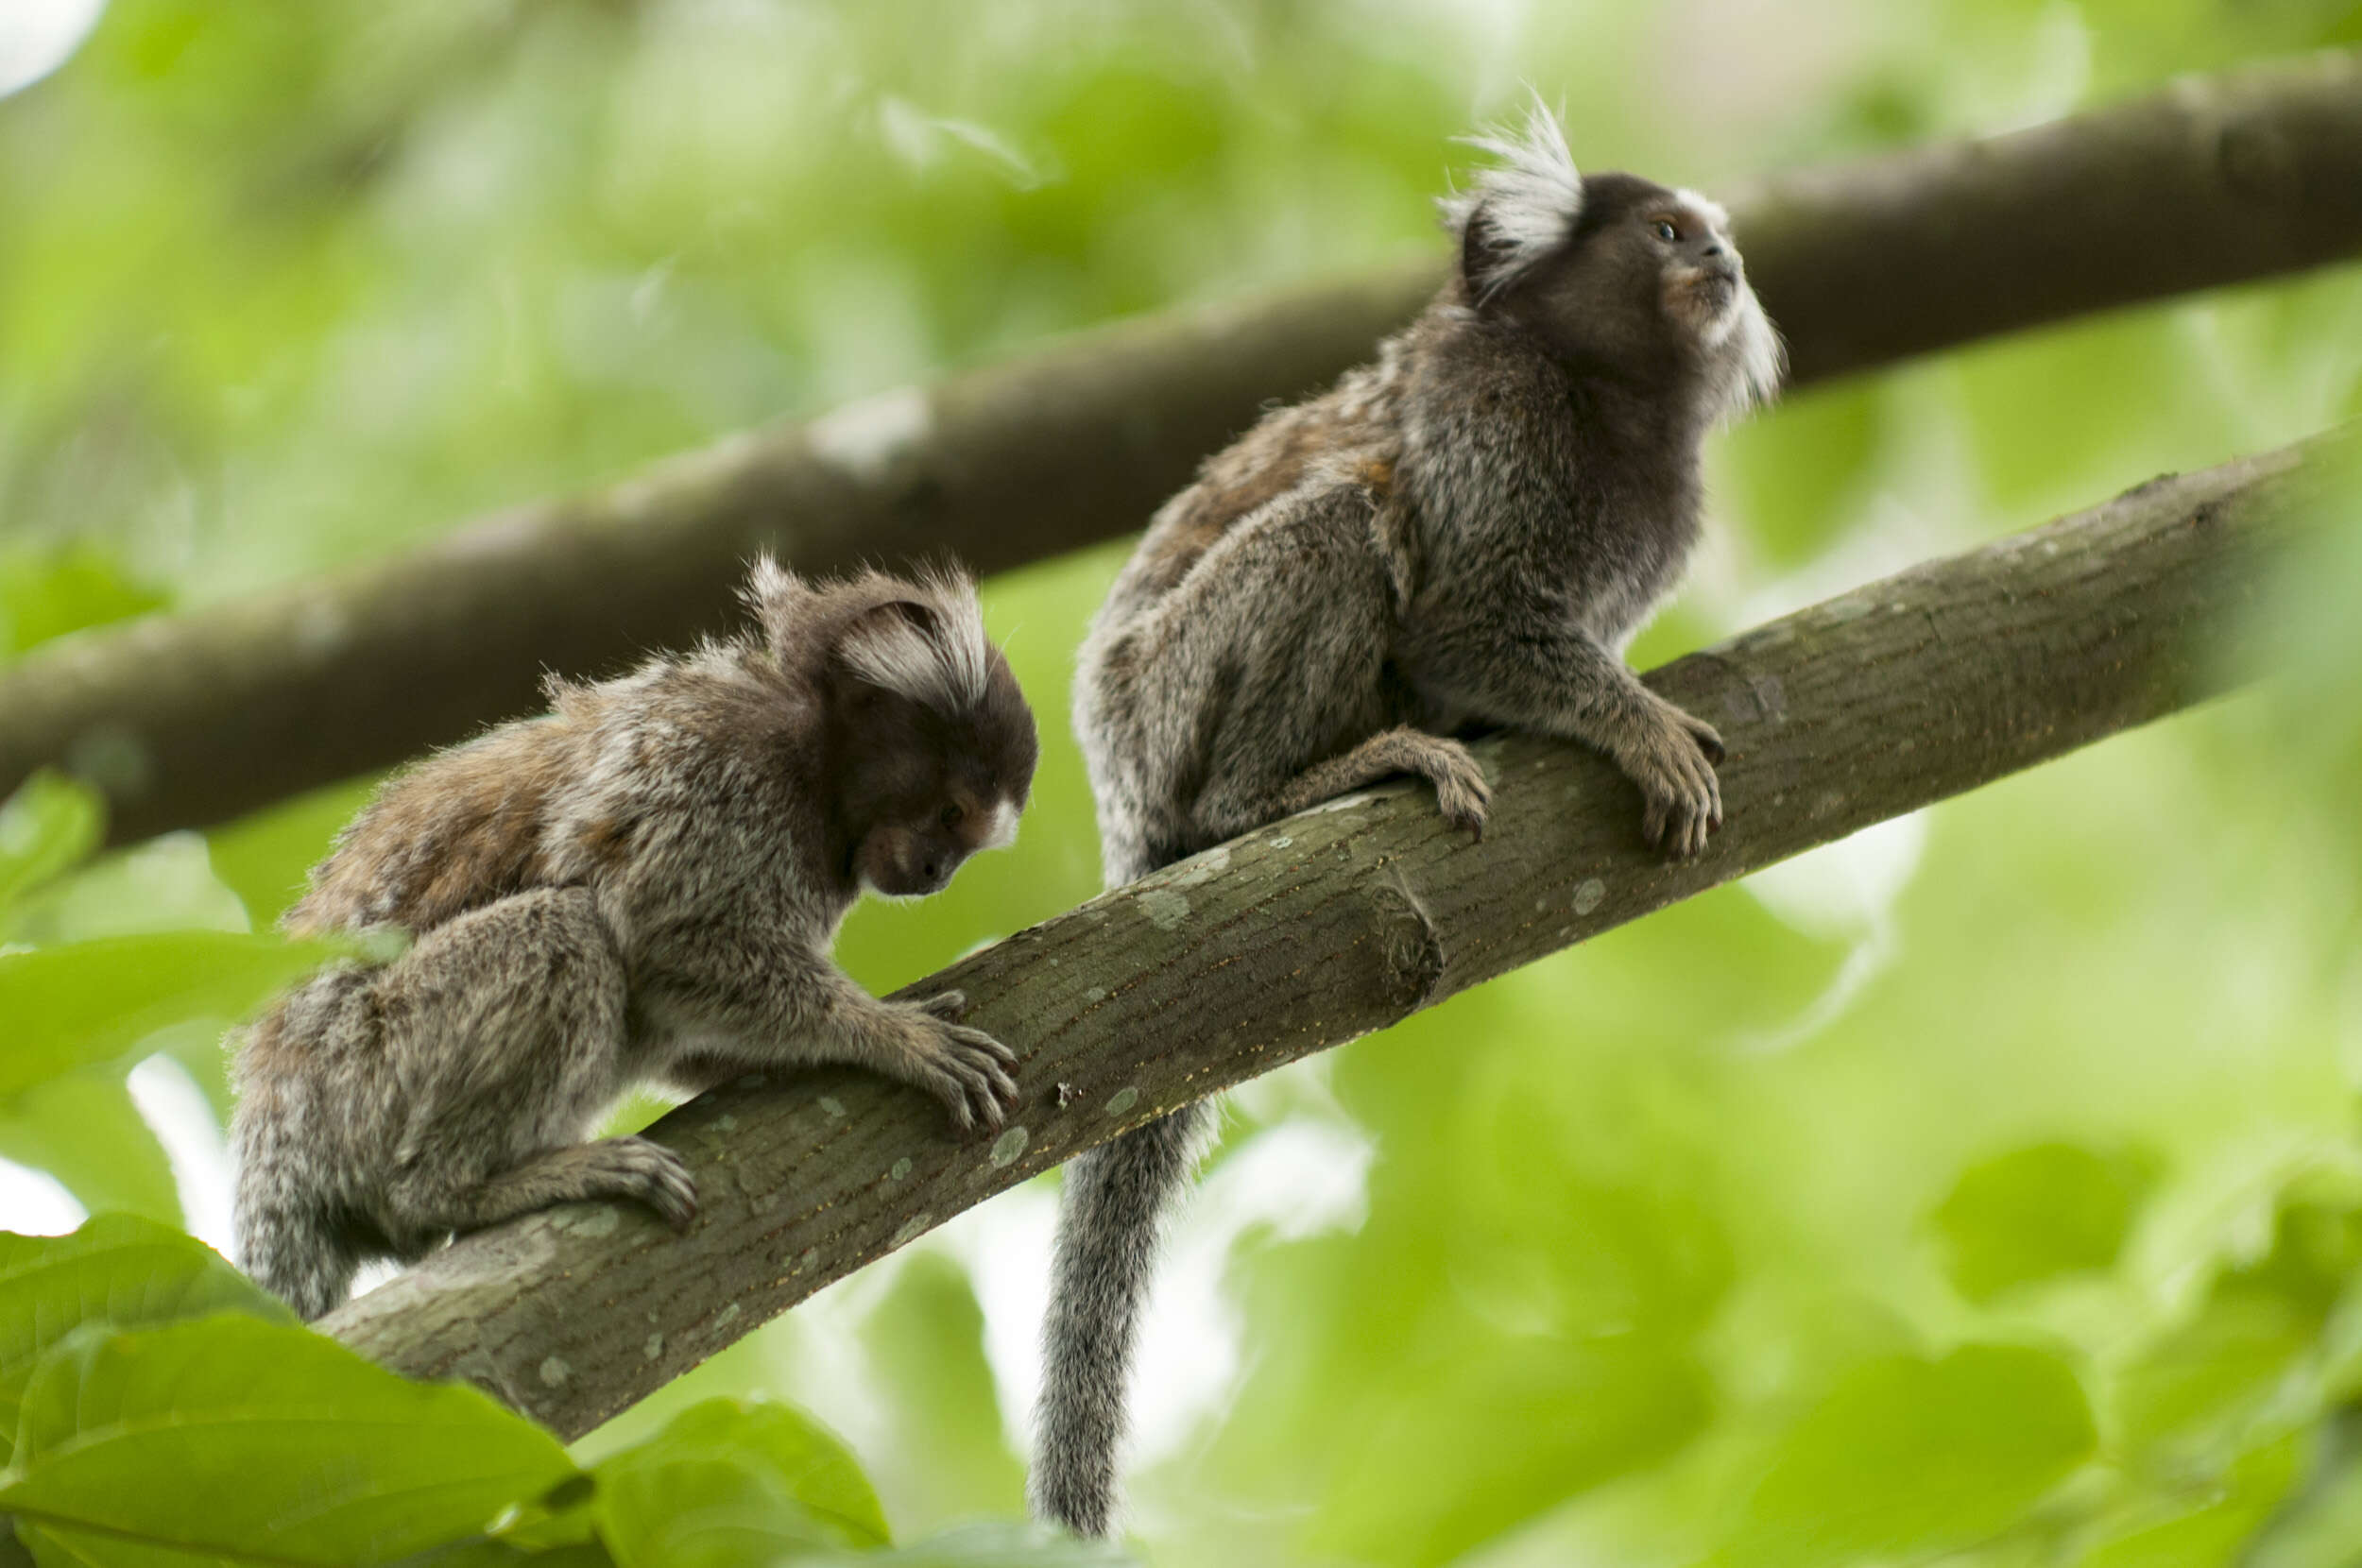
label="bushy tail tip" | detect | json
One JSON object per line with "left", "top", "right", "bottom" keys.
{"left": 1030, "top": 1099, "right": 1217, "bottom": 1536}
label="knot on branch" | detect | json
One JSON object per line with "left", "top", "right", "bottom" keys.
{"left": 1367, "top": 871, "right": 1447, "bottom": 1013}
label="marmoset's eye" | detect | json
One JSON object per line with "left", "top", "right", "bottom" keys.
{"left": 1653, "top": 219, "right": 1679, "bottom": 242}
{"left": 939, "top": 802, "right": 965, "bottom": 829}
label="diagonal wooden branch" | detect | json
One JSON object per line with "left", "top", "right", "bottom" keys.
{"left": 5, "top": 51, "right": 2360, "bottom": 844}
{"left": 321, "top": 430, "right": 2349, "bottom": 1440}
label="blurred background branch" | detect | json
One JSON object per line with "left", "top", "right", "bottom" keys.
{"left": 2, "top": 51, "right": 2358, "bottom": 845}
{"left": 321, "top": 426, "right": 2341, "bottom": 1440}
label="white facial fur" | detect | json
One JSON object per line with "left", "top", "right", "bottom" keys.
{"left": 1669, "top": 188, "right": 1785, "bottom": 418}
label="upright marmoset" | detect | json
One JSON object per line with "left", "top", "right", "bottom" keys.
{"left": 1035, "top": 108, "right": 1781, "bottom": 1533}
{"left": 232, "top": 561, "right": 1037, "bottom": 1321}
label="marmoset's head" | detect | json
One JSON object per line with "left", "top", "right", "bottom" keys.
{"left": 1441, "top": 104, "right": 1783, "bottom": 420}
{"left": 747, "top": 558, "right": 1039, "bottom": 899}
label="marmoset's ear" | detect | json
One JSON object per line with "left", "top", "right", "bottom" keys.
{"left": 829, "top": 566, "right": 993, "bottom": 719}
{"left": 1439, "top": 97, "right": 1584, "bottom": 302}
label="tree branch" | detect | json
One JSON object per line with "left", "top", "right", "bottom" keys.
{"left": 320, "top": 429, "right": 2346, "bottom": 1440}
{"left": 7, "top": 52, "right": 2360, "bottom": 844}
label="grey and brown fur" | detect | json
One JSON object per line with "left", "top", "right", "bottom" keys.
{"left": 231, "top": 561, "right": 1038, "bottom": 1321}
{"left": 1034, "top": 107, "right": 1781, "bottom": 1534}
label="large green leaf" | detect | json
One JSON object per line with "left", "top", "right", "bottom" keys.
{"left": 0, "top": 931, "right": 350, "bottom": 1096}
{"left": 1716, "top": 1344, "right": 2097, "bottom": 1568}
{"left": 0, "top": 1074, "right": 184, "bottom": 1234}
{"left": 0, "top": 1215, "right": 287, "bottom": 1461}
{"left": 591, "top": 1398, "right": 890, "bottom": 1568}
{"left": 0, "top": 775, "right": 103, "bottom": 916}
{"left": 0, "top": 1315, "right": 579, "bottom": 1566}
{"left": 799, "top": 1523, "right": 1138, "bottom": 1567}
{"left": 1930, "top": 1142, "right": 2160, "bottom": 1304}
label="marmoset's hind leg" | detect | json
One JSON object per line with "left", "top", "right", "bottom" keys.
{"left": 421, "top": 1137, "right": 698, "bottom": 1236}
{"left": 1154, "top": 491, "right": 1489, "bottom": 845}
{"left": 367, "top": 886, "right": 695, "bottom": 1251}
{"left": 1269, "top": 724, "right": 1490, "bottom": 836}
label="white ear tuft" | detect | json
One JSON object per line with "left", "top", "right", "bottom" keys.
{"left": 1439, "top": 94, "right": 1583, "bottom": 301}
{"left": 745, "top": 554, "right": 797, "bottom": 604}
{"left": 737, "top": 554, "right": 803, "bottom": 628}
{"left": 741, "top": 554, "right": 809, "bottom": 643}
{"left": 836, "top": 566, "right": 996, "bottom": 716}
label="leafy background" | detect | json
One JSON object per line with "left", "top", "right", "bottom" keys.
{"left": 4, "top": 0, "right": 2362, "bottom": 1563}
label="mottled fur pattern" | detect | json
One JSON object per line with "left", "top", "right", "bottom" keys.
{"left": 1033, "top": 111, "right": 1782, "bottom": 1535}
{"left": 234, "top": 561, "right": 1038, "bottom": 1321}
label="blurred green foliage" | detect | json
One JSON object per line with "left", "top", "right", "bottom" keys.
{"left": 4, "top": 1, "right": 2362, "bottom": 1565}
{"left": 0, "top": 1219, "right": 1101, "bottom": 1564}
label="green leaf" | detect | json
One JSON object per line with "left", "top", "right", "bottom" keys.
{"left": 857, "top": 1253, "right": 1026, "bottom": 1530}
{"left": 0, "top": 1215, "right": 289, "bottom": 1461}
{"left": 0, "top": 1315, "right": 579, "bottom": 1566}
{"left": 2075, "top": 1432, "right": 2304, "bottom": 1568}
{"left": 9, "top": 835, "right": 251, "bottom": 946}
{"left": 1930, "top": 1142, "right": 2161, "bottom": 1304}
{"left": 0, "top": 774, "right": 104, "bottom": 914}
{"left": 0, "top": 1071, "right": 185, "bottom": 1232}
{"left": 204, "top": 778, "right": 379, "bottom": 930}
{"left": 1715, "top": 379, "right": 1886, "bottom": 567}
{"left": 0, "top": 931, "right": 351, "bottom": 1096}
{"left": 1717, "top": 1344, "right": 2098, "bottom": 1568}
{"left": 591, "top": 1397, "right": 890, "bottom": 1568}
{"left": 2248, "top": 1428, "right": 2362, "bottom": 1568}
{"left": 0, "top": 551, "right": 167, "bottom": 661}
{"left": 2114, "top": 1293, "right": 2317, "bottom": 1471}
{"left": 1315, "top": 1332, "right": 1712, "bottom": 1566}
{"left": 799, "top": 1522, "right": 1139, "bottom": 1566}
{"left": 2110, "top": 1196, "right": 2362, "bottom": 1479}
{"left": 16, "top": 1519, "right": 194, "bottom": 1566}
{"left": 404, "top": 1541, "right": 616, "bottom": 1567}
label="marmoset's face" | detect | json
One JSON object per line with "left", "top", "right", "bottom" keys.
{"left": 1511, "top": 172, "right": 1778, "bottom": 412}
{"left": 839, "top": 683, "right": 1037, "bottom": 901}
{"left": 856, "top": 782, "right": 1024, "bottom": 899}
{"left": 1643, "top": 193, "right": 1750, "bottom": 340}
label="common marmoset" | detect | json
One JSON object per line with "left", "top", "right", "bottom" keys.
{"left": 231, "top": 561, "right": 1038, "bottom": 1321}
{"left": 1034, "top": 109, "right": 1781, "bottom": 1533}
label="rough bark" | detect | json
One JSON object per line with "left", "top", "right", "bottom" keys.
{"left": 5, "top": 51, "right": 2361, "bottom": 844}
{"left": 320, "top": 430, "right": 2346, "bottom": 1440}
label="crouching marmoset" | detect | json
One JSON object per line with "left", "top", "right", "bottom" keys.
{"left": 231, "top": 560, "right": 1038, "bottom": 1321}
{"left": 1034, "top": 107, "right": 1782, "bottom": 1533}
